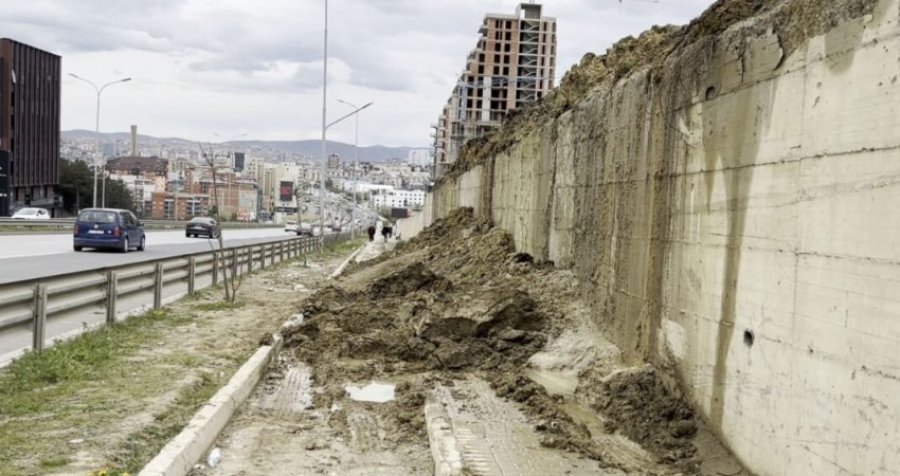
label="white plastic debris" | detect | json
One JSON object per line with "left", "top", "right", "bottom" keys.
{"left": 207, "top": 447, "right": 222, "bottom": 468}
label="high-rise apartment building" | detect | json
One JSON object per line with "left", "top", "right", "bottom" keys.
{"left": 0, "top": 38, "right": 62, "bottom": 215}
{"left": 327, "top": 153, "right": 341, "bottom": 169}
{"left": 433, "top": 3, "right": 556, "bottom": 177}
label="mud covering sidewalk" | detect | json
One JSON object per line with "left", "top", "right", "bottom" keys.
{"left": 193, "top": 209, "right": 749, "bottom": 476}
{"left": 199, "top": 236, "right": 429, "bottom": 476}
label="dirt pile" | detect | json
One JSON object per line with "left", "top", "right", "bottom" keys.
{"left": 579, "top": 366, "right": 699, "bottom": 468}
{"left": 277, "top": 208, "right": 726, "bottom": 473}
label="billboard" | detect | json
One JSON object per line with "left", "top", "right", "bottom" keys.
{"left": 279, "top": 181, "right": 294, "bottom": 202}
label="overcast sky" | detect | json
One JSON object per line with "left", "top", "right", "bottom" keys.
{"left": 2, "top": 0, "right": 715, "bottom": 147}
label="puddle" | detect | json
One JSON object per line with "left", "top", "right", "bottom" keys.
{"left": 525, "top": 369, "right": 579, "bottom": 397}
{"left": 344, "top": 382, "right": 396, "bottom": 403}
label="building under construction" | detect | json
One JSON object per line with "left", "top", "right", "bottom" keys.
{"left": 433, "top": 3, "right": 557, "bottom": 178}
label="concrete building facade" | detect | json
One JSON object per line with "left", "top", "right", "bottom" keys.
{"left": 0, "top": 38, "right": 61, "bottom": 215}
{"left": 433, "top": 3, "right": 556, "bottom": 177}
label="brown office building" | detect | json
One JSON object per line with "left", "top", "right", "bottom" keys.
{"left": 0, "top": 38, "right": 62, "bottom": 215}
{"left": 433, "top": 3, "right": 557, "bottom": 177}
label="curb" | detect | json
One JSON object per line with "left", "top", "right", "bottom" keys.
{"left": 424, "top": 400, "right": 465, "bottom": 476}
{"left": 328, "top": 243, "right": 365, "bottom": 280}
{"left": 138, "top": 333, "right": 284, "bottom": 476}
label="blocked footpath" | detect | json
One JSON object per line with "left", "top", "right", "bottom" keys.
{"left": 139, "top": 237, "right": 388, "bottom": 476}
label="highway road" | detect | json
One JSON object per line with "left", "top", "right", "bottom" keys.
{"left": 0, "top": 227, "right": 298, "bottom": 284}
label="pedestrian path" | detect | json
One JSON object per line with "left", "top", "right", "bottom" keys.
{"left": 354, "top": 237, "right": 396, "bottom": 263}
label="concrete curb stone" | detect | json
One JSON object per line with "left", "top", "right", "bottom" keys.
{"left": 138, "top": 333, "right": 283, "bottom": 476}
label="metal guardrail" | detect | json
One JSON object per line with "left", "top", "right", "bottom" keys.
{"left": 0, "top": 232, "right": 353, "bottom": 356}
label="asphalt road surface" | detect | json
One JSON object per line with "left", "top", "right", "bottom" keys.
{"left": 0, "top": 228, "right": 299, "bottom": 284}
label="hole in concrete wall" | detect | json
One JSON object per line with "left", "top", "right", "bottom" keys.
{"left": 705, "top": 86, "right": 717, "bottom": 100}
{"left": 743, "top": 330, "right": 755, "bottom": 348}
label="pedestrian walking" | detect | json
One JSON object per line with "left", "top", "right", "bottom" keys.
{"left": 367, "top": 225, "right": 376, "bottom": 242}
{"left": 381, "top": 225, "right": 389, "bottom": 242}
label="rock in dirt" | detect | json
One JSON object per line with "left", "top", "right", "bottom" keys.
{"left": 416, "top": 288, "right": 544, "bottom": 341}
{"left": 369, "top": 262, "right": 453, "bottom": 298}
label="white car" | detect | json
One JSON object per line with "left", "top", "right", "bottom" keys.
{"left": 11, "top": 207, "right": 51, "bottom": 220}
{"left": 284, "top": 220, "right": 298, "bottom": 232}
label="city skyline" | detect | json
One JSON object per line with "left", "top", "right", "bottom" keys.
{"left": 2, "top": 0, "right": 716, "bottom": 147}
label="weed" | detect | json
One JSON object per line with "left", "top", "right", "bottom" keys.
{"left": 190, "top": 300, "right": 246, "bottom": 312}
{"left": 110, "top": 372, "right": 219, "bottom": 473}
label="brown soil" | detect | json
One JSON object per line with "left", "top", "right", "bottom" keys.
{"left": 275, "top": 208, "right": 727, "bottom": 474}
{"left": 579, "top": 366, "right": 700, "bottom": 469}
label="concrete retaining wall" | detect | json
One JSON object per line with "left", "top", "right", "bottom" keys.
{"left": 427, "top": 1, "right": 900, "bottom": 474}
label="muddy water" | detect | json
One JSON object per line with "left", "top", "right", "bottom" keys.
{"left": 345, "top": 382, "right": 396, "bottom": 403}
{"left": 525, "top": 368, "right": 579, "bottom": 397}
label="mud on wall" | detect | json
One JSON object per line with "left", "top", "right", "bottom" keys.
{"left": 430, "top": 0, "right": 900, "bottom": 474}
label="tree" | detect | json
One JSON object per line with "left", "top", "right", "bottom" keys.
{"left": 58, "top": 160, "right": 134, "bottom": 214}
{"left": 58, "top": 160, "right": 94, "bottom": 213}
{"left": 199, "top": 142, "right": 242, "bottom": 303}
{"left": 103, "top": 177, "right": 134, "bottom": 210}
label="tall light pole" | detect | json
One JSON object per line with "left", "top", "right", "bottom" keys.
{"left": 337, "top": 99, "right": 372, "bottom": 210}
{"left": 319, "top": 0, "right": 329, "bottom": 250}
{"left": 69, "top": 74, "right": 131, "bottom": 208}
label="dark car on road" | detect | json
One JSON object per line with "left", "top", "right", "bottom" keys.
{"left": 186, "top": 216, "right": 219, "bottom": 238}
{"left": 73, "top": 208, "right": 146, "bottom": 252}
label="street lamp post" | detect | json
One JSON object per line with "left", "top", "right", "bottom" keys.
{"left": 319, "top": 0, "right": 329, "bottom": 250}
{"left": 318, "top": 0, "right": 373, "bottom": 248}
{"left": 337, "top": 99, "right": 372, "bottom": 210}
{"left": 69, "top": 74, "right": 131, "bottom": 208}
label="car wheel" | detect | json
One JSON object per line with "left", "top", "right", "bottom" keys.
{"left": 137, "top": 235, "right": 146, "bottom": 251}
{"left": 121, "top": 237, "right": 129, "bottom": 253}
{"left": 186, "top": 233, "right": 190, "bottom": 238}
{"left": 74, "top": 245, "right": 82, "bottom": 252}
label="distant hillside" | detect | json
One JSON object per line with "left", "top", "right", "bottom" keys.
{"left": 61, "top": 130, "right": 420, "bottom": 163}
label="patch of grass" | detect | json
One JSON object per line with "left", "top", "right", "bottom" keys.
{"left": 326, "top": 237, "right": 366, "bottom": 256}
{"left": 0, "top": 309, "right": 171, "bottom": 414}
{"left": 110, "top": 372, "right": 219, "bottom": 473}
{"left": 0, "top": 308, "right": 193, "bottom": 474}
{"left": 190, "top": 300, "right": 246, "bottom": 312}
{"left": 39, "top": 455, "right": 69, "bottom": 468}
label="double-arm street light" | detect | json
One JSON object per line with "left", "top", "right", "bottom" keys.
{"left": 336, "top": 99, "right": 373, "bottom": 208}
{"left": 317, "top": 0, "right": 373, "bottom": 247}
{"left": 69, "top": 74, "right": 132, "bottom": 208}
{"left": 318, "top": 102, "right": 373, "bottom": 241}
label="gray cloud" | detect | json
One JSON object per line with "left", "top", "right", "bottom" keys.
{"left": 2, "top": 0, "right": 717, "bottom": 146}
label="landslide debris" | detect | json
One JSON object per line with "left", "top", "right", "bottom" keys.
{"left": 275, "top": 208, "right": 717, "bottom": 473}
{"left": 579, "top": 366, "right": 700, "bottom": 467}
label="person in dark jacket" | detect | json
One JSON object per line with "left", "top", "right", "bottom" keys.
{"left": 367, "top": 225, "right": 376, "bottom": 242}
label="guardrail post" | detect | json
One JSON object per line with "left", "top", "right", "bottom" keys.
{"left": 280, "top": 241, "right": 285, "bottom": 263}
{"left": 188, "top": 257, "right": 196, "bottom": 295}
{"left": 106, "top": 270, "right": 118, "bottom": 325}
{"left": 32, "top": 284, "right": 47, "bottom": 353}
{"left": 261, "top": 245, "right": 267, "bottom": 270}
{"left": 232, "top": 249, "right": 239, "bottom": 278}
{"left": 212, "top": 251, "right": 220, "bottom": 286}
{"left": 154, "top": 262, "right": 164, "bottom": 309}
